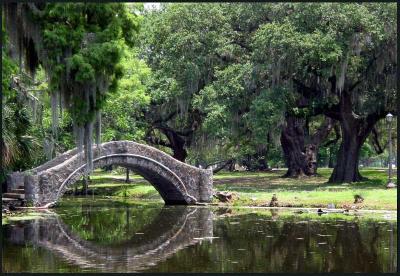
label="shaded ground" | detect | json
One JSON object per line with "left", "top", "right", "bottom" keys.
{"left": 65, "top": 168, "right": 397, "bottom": 210}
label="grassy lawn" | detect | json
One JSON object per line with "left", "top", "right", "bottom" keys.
{"left": 68, "top": 168, "right": 397, "bottom": 210}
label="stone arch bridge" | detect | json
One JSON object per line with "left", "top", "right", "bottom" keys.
{"left": 6, "top": 141, "right": 213, "bottom": 207}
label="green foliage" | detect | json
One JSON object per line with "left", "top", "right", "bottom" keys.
{"left": 2, "top": 27, "right": 38, "bottom": 174}
{"left": 102, "top": 49, "right": 151, "bottom": 142}
{"left": 1, "top": 23, "right": 17, "bottom": 98}
{"left": 2, "top": 3, "right": 396, "bottom": 178}
{"left": 42, "top": 3, "right": 139, "bottom": 124}
{"left": 252, "top": 2, "right": 397, "bottom": 115}
{"left": 2, "top": 101, "right": 37, "bottom": 171}
{"left": 6, "top": 3, "right": 141, "bottom": 127}
{"left": 246, "top": 88, "right": 287, "bottom": 143}
{"left": 140, "top": 3, "right": 232, "bottom": 150}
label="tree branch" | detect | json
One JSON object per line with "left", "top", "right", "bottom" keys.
{"left": 207, "top": 159, "right": 234, "bottom": 174}
{"left": 27, "top": 3, "right": 45, "bottom": 17}
{"left": 154, "top": 125, "right": 193, "bottom": 137}
{"left": 293, "top": 78, "right": 320, "bottom": 99}
{"left": 151, "top": 110, "right": 178, "bottom": 125}
{"left": 310, "top": 117, "right": 334, "bottom": 146}
{"left": 370, "top": 126, "right": 384, "bottom": 154}
{"left": 145, "top": 128, "right": 173, "bottom": 148}
{"left": 323, "top": 123, "right": 341, "bottom": 147}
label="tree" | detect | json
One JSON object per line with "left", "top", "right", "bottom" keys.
{"left": 252, "top": 3, "right": 396, "bottom": 181}
{"left": 140, "top": 3, "right": 231, "bottom": 162}
{"left": 102, "top": 49, "right": 151, "bottom": 142}
{"left": 2, "top": 24, "right": 40, "bottom": 187}
{"left": 192, "top": 4, "right": 284, "bottom": 170}
{"left": 3, "top": 2, "right": 140, "bottom": 173}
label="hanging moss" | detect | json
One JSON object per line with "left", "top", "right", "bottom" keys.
{"left": 4, "top": 2, "right": 139, "bottom": 171}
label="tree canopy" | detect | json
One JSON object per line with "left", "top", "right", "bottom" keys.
{"left": 4, "top": 2, "right": 140, "bottom": 172}
{"left": 2, "top": 2, "right": 397, "bottom": 184}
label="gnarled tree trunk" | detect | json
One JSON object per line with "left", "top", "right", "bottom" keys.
{"left": 328, "top": 90, "right": 384, "bottom": 183}
{"left": 329, "top": 129, "right": 365, "bottom": 182}
{"left": 281, "top": 116, "right": 335, "bottom": 177}
{"left": 145, "top": 126, "right": 189, "bottom": 162}
{"left": 281, "top": 116, "right": 308, "bottom": 177}
{"left": 162, "top": 129, "right": 188, "bottom": 162}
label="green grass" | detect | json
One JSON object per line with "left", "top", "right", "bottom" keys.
{"left": 2, "top": 211, "right": 53, "bottom": 225}
{"left": 213, "top": 168, "right": 397, "bottom": 210}
{"left": 67, "top": 168, "right": 397, "bottom": 210}
{"left": 71, "top": 181, "right": 162, "bottom": 201}
{"left": 211, "top": 206, "right": 396, "bottom": 222}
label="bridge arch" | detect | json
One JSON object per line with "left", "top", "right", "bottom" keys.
{"left": 58, "top": 154, "right": 197, "bottom": 204}
{"left": 14, "top": 141, "right": 213, "bottom": 207}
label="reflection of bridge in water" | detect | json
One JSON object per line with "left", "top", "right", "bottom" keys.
{"left": 5, "top": 207, "right": 214, "bottom": 272}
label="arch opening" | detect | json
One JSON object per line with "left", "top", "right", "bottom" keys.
{"left": 57, "top": 154, "right": 196, "bottom": 205}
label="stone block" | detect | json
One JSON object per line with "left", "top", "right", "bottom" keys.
{"left": 6, "top": 172, "right": 24, "bottom": 191}
{"left": 24, "top": 174, "right": 40, "bottom": 206}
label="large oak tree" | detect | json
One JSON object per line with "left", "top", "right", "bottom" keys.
{"left": 252, "top": 3, "right": 396, "bottom": 181}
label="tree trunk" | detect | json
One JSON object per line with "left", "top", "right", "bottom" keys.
{"left": 257, "top": 154, "right": 269, "bottom": 171}
{"left": 254, "top": 141, "right": 271, "bottom": 171}
{"left": 329, "top": 121, "right": 368, "bottom": 182}
{"left": 328, "top": 148, "right": 335, "bottom": 168}
{"left": 125, "top": 168, "right": 130, "bottom": 183}
{"left": 228, "top": 160, "right": 236, "bottom": 171}
{"left": 281, "top": 116, "right": 335, "bottom": 177}
{"left": 244, "top": 151, "right": 270, "bottom": 171}
{"left": 304, "top": 144, "right": 318, "bottom": 175}
{"left": 281, "top": 116, "right": 308, "bottom": 177}
{"left": 326, "top": 87, "right": 387, "bottom": 183}
{"left": 172, "top": 145, "right": 187, "bottom": 162}
{"left": 162, "top": 128, "right": 188, "bottom": 162}
{"left": 103, "top": 165, "right": 113, "bottom": 172}
{"left": 82, "top": 175, "right": 89, "bottom": 195}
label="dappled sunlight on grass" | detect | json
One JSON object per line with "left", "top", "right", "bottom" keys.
{"left": 213, "top": 168, "right": 397, "bottom": 210}
{"left": 67, "top": 168, "right": 396, "bottom": 210}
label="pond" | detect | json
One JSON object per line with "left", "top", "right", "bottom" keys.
{"left": 2, "top": 198, "right": 397, "bottom": 273}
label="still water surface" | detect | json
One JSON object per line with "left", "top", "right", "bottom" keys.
{"left": 2, "top": 198, "right": 397, "bottom": 273}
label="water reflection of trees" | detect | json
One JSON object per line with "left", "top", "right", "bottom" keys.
{"left": 266, "top": 220, "right": 383, "bottom": 272}
{"left": 3, "top": 208, "right": 396, "bottom": 273}
{"left": 59, "top": 202, "right": 165, "bottom": 245}
{"left": 236, "top": 215, "right": 396, "bottom": 273}
{"left": 162, "top": 212, "right": 396, "bottom": 273}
